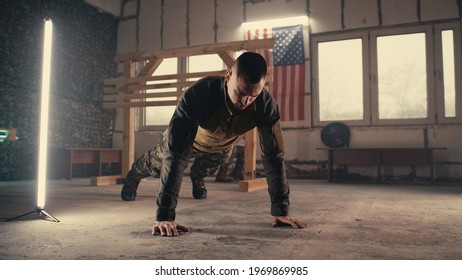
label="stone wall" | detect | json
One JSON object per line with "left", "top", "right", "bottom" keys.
{"left": 0, "top": 0, "right": 118, "bottom": 180}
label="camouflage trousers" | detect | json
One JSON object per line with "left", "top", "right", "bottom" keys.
{"left": 130, "top": 131, "right": 232, "bottom": 180}
{"left": 217, "top": 144, "right": 245, "bottom": 180}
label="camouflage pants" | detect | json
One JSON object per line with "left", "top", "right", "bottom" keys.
{"left": 217, "top": 144, "right": 245, "bottom": 179}
{"left": 130, "top": 131, "right": 232, "bottom": 180}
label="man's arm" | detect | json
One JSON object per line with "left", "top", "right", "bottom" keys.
{"left": 258, "top": 121, "right": 290, "bottom": 216}
{"left": 155, "top": 104, "right": 199, "bottom": 221}
{"left": 258, "top": 121, "right": 308, "bottom": 229}
{"left": 153, "top": 78, "right": 222, "bottom": 234}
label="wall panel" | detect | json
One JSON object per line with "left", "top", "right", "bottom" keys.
{"left": 139, "top": 0, "right": 162, "bottom": 51}
{"left": 216, "top": 0, "right": 243, "bottom": 42}
{"left": 381, "top": 0, "right": 418, "bottom": 26}
{"left": 344, "top": 0, "right": 379, "bottom": 29}
{"left": 245, "top": 0, "right": 307, "bottom": 22}
{"left": 163, "top": 0, "right": 187, "bottom": 48}
{"left": 310, "top": 0, "right": 342, "bottom": 33}
{"left": 189, "top": 0, "right": 215, "bottom": 45}
{"left": 421, "top": 0, "right": 459, "bottom": 21}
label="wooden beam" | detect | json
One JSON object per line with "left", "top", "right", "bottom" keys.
{"left": 217, "top": 51, "right": 235, "bottom": 68}
{"left": 104, "top": 100, "right": 179, "bottom": 109}
{"left": 243, "top": 128, "right": 258, "bottom": 180}
{"left": 240, "top": 128, "right": 267, "bottom": 192}
{"left": 138, "top": 57, "right": 163, "bottom": 77}
{"left": 104, "top": 70, "right": 227, "bottom": 85}
{"left": 104, "top": 91, "right": 182, "bottom": 102}
{"left": 132, "top": 80, "right": 193, "bottom": 92}
{"left": 239, "top": 178, "right": 267, "bottom": 192}
{"left": 114, "top": 38, "right": 275, "bottom": 63}
{"left": 90, "top": 175, "right": 122, "bottom": 186}
{"left": 104, "top": 81, "right": 193, "bottom": 95}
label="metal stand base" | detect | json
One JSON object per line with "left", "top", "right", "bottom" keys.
{"left": 5, "top": 208, "right": 60, "bottom": 223}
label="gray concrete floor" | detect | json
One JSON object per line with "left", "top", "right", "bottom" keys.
{"left": 0, "top": 178, "right": 461, "bottom": 260}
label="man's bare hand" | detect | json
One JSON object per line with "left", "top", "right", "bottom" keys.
{"left": 152, "top": 221, "right": 190, "bottom": 237}
{"left": 272, "top": 216, "right": 308, "bottom": 229}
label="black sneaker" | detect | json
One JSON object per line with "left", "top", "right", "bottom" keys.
{"left": 191, "top": 177, "right": 207, "bottom": 199}
{"left": 121, "top": 178, "right": 140, "bottom": 201}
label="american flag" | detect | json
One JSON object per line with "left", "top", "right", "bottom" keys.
{"left": 246, "top": 25, "right": 306, "bottom": 121}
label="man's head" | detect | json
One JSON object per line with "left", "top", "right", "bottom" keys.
{"left": 225, "top": 52, "right": 267, "bottom": 111}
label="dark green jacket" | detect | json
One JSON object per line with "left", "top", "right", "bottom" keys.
{"left": 156, "top": 76, "right": 290, "bottom": 221}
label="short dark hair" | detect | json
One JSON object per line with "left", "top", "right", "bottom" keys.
{"left": 235, "top": 52, "right": 267, "bottom": 84}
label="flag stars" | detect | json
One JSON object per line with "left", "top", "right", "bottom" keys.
{"left": 273, "top": 25, "right": 305, "bottom": 66}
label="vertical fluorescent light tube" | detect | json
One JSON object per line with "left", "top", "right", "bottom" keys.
{"left": 37, "top": 19, "right": 53, "bottom": 210}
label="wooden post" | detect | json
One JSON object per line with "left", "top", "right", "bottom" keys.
{"left": 238, "top": 128, "right": 268, "bottom": 192}
{"left": 243, "top": 128, "right": 257, "bottom": 180}
{"left": 121, "top": 61, "right": 136, "bottom": 178}
{"left": 138, "top": 57, "right": 163, "bottom": 77}
{"left": 217, "top": 51, "right": 235, "bottom": 68}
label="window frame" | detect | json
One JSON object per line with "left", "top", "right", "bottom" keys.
{"left": 138, "top": 57, "right": 184, "bottom": 131}
{"left": 312, "top": 31, "right": 371, "bottom": 126}
{"left": 311, "top": 20, "right": 462, "bottom": 127}
{"left": 434, "top": 22, "right": 462, "bottom": 123}
{"left": 369, "top": 25, "right": 435, "bottom": 126}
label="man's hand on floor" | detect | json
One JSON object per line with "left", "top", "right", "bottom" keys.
{"left": 271, "top": 216, "right": 309, "bottom": 229}
{"left": 152, "top": 221, "right": 190, "bottom": 237}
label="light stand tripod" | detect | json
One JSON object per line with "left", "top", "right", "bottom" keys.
{"left": 6, "top": 207, "right": 60, "bottom": 223}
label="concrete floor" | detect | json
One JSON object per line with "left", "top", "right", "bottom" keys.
{"left": 0, "top": 178, "right": 461, "bottom": 260}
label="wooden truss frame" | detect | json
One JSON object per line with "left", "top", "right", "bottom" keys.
{"left": 103, "top": 38, "right": 275, "bottom": 191}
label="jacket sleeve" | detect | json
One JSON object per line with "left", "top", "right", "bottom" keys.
{"left": 155, "top": 78, "right": 223, "bottom": 221}
{"left": 258, "top": 121, "right": 290, "bottom": 216}
{"left": 255, "top": 91, "right": 290, "bottom": 217}
{"left": 155, "top": 88, "right": 201, "bottom": 221}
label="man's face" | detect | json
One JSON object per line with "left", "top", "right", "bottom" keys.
{"left": 225, "top": 66, "right": 265, "bottom": 111}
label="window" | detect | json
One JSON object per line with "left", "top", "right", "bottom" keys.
{"left": 312, "top": 21, "right": 461, "bottom": 126}
{"left": 187, "top": 54, "right": 226, "bottom": 81}
{"left": 376, "top": 32, "right": 428, "bottom": 120}
{"left": 318, "top": 38, "right": 364, "bottom": 121}
{"left": 141, "top": 57, "right": 178, "bottom": 129}
{"left": 370, "top": 25, "right": 434, "bottom": 125}
{"left": 313, "top": 32, "right": 369, "bottom": 125}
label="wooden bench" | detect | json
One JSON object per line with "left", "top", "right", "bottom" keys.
{"left": 57, "top": 148, "right": 122, "bottom": 180}
{"left": 317, "top": 147, "right": 447, "bottom": 184}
